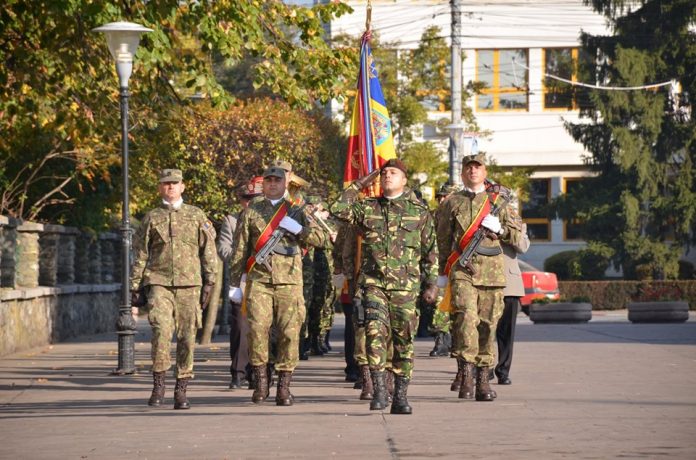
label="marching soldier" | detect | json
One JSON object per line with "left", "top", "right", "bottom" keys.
{"left": 131, "top": 168, "right": 218, "bottom": 410}
{"left": 228, "top": 166, "right": 329, "bottom": 406}
{"left": 435, "top": 154, "right": 522, "bottom": 401}
{"left": 331, "top": 159, "right": 439, "bottom": 415}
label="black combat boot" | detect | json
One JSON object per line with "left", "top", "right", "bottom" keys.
{"left": 429, "top": 332, "right": 449, "bottom": 357}
{"left": 299, "top": 338, "right": 309, "bottom": 361}
{"left": 450, "top": 359, "right": 464, "bottom": 392}
{"left": 369, "top": 370, "right": 388, "bottom": 410}
{"left": 148, "top": 371, "right": 165, "bottom": 407}
{"left": 458, "top": 360, "right": 475, "bottom": 400}
{"left": 173, "top": 378, "right": 190, "bottom": 410}
{"left": 275, "top": 371, "right": 294, "bottom": 406}
{"left": 475, "top": 366, "right": 495, "bottom": 402}
{"left": 251, "top": 365, "right": 269, "bottom": 404}
{"left": 390, "top": 375, "right": 413, "bottom": 415}
{"left": 310, "top": 335, "right": 324, "bottom": 356}
{"left": 385, "top": 369, "right": 395, "bottom": 403}
{"left": 359, "top": 365, "right": 373, "bottom": 400}
{"left": 323, "top": 330, "right": 332, "bottom": 351}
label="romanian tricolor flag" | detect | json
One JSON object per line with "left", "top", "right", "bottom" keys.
{"left": 343, "top": 31, "right": 396, "bottom": 196}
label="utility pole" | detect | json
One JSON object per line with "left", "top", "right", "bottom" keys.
{"left": 448, "top": 0, "right": 463, "bottom": 186}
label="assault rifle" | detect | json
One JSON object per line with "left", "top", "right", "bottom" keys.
{"left": 458, "top": 180, "right": 512, "bottom": 275}
{"left": 254, "top": 203, "right": 308, "bottom": 272}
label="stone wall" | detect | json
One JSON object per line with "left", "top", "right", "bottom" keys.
{"left": 0, "top": 216, "right": 123, "bottom": 356}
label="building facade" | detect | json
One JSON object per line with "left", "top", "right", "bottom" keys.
{"left": 329, "top": 0, "right": 613, "bottom": 270}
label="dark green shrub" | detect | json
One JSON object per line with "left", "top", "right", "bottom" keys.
{"left": 679, "top": 260, "right": 695, "bottom": 280}
{"left": 559, "top": 280, "right": 696, "bottom": 310}
{"left": 544, "top": 251, "right": 578, "bottom": 280}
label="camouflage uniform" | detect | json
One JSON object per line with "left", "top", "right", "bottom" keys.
{"left": 331, "top": 188, "right": 438, "bottom": 380}
{"left": 131, "top": 203, "right": 218, "bottom": 379}
{"left": 229, "top": 196, "right": 328, "bottom": 373}
{"left": 311, "top": 247, "right": 337, "bottom": 335}
{"left": 435, "top": 190, "right": 522, "bottom": 368}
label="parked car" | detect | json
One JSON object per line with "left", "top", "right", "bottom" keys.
{"left": 519, "top": 260, "right": 560, "bottom": 315}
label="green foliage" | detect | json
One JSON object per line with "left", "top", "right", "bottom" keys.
{"left": 401, "top": 142, "right": 449, "bottom": 188}
{"left": 1, "top": 0, "right": 355, "bottom": 228}
{"left": 559, "top": 0, "right": 696, "bottom": 279}
{"left": 133, "top": 98, "right": 345, "bottom": 222}
{"left": 544, "top": 251, "right": 578, "bottom": 280}
{"left": 559, "top": 280, "right": 696, "bottom": 309}
{"left": 544, "top": 244, "right": 612, "bottom": 281}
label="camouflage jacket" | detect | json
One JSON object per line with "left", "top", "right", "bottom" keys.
{"left": 435, "top": 190, "right": 522, "bottom": 287}
{"left": 229, "top": 196, "right": 329, "bottom": 286}
{"left": 331, "top": 186, "right": 438, "bottom": 292}
{"left": 130, "top": 203, "right": 218, "bottom": 290}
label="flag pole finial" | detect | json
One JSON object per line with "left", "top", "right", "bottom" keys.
{"left": 365, "top": 0, "right": 372, "bottom": 31}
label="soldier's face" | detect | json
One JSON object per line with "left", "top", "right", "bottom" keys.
{"left": 158, "top": 181, "right": 185, "bottom": 203}
{"left": 380, "top": 167, "right": 407, "bottom": 197}
{"left": 263, "top": 176, "right": 286, "bottom": 200}
{"left": 461, "top": 162, "right": 486, "bottom": 188}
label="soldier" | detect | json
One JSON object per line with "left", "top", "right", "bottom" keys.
{"left": 228, "top": 166, "right": 328, "bottom": 406}
{"left": 331, "top": 159, "right": 439, "bottom": 415}
{"left": 131, "top": 168, "right": 218, "bottom": 410}
{"left": 435, "top": 154, "right": 522, "bottom": 402}
{"left": 429, "top": 183, "right": 459, "bottom": 357}
{"left": 218, "top": 176, "right": 263, "bottom": 389}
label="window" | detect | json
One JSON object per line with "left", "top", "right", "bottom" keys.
{"left": 476, "top": 49, "right": 529, "bottom": 111}
{"left": 543, "top": 48, "right": 592, "bottom": 110}
{"left": 522, "top": 179, "right": 550, "bottom": 241}
{"left": 563, "top": 178, "right": 585, "bottom": 240}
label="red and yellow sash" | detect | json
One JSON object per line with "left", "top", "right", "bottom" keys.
{"left": 438, "top": 191, "right": 499, "bottom": 313}
{"left": 244, "top": 201, "right": 289, "bottom": 273}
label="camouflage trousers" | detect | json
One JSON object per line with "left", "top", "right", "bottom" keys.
{"left": 309, "top": 283, "right": 336, "bottom": 337}
{"left": 363, "top": 286, "right": 418, "bottom": 379}
{"left": 147, "top": 285, "right": 202, "bottom": 379}
{"left": 246, "top": 280, "right": 305, "bottom": 372}
{"left": 450, "top": 280, "right": 504, "bottom": 367}
{"left": 428, "top": 292, "right": 451, "bottom": 334}
{"left": 353, "top": 320, "right": 393, "bottom": 368}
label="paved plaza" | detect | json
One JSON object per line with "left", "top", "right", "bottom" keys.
{"left": 1, "top": 311, "right": 695, "bottom": 459}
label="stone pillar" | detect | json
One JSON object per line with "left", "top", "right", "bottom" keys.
{"left": 39, "top": 224, "right": 62, "bottom": 287}
{"left": 99, "top": 232, "right": 118, "bottom": 284}
{"left": 0, "top": 216, "right": 18, "bottom": 288}
{"left": 88, "top": 236, "right": 102, "bottom": 284}
{"left": 74, "top": 232, "right": 94, "bottom": 284}
{"left": 15, "top": 221, "right": 43, "bottom": 288}
{"left": 57, "top": 226, "right": 78, "bottom": 285}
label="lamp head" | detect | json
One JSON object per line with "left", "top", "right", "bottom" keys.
{"left": 93, "top": 21, "right": 152, "bottom": 88}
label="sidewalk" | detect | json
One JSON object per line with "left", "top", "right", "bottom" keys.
{"left": 1, "top": 312, "right": 695, "bottom": 459}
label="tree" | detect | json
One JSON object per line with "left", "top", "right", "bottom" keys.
{"left": 132, "top": 99, "right": 345, "bottom": 222}
{"left": 1, "top": 0, "right": 356, "bottom": 227}
{"left": 554, "top": 0, "right": 696, "bottom": 279}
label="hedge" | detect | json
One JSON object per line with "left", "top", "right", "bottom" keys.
{"left": 558, "top": 280, "right": 696, "bottom": 310}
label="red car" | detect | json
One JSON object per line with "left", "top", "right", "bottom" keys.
{"left": 519, "top": 260, "right": 560, "bottom": 314}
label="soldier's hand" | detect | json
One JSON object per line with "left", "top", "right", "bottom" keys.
{"left": 355, "top": 169, "right": 381, "bottom": 189}
{"left": 422, "top": 284, "right": 439, "bottom": 304}
{"left": 200, "top": 283, "right": 215, "bottom": 310}
{"left": 131, "top": 289, "right": 146, "bottom": 308}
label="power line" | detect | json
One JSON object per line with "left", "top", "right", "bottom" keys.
{"left": 511, "top": 57, "right": 675, "bottom": 91}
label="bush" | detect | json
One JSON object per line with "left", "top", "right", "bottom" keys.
{"left": 544, "top": 251, "right": 578, "bottom": 280}
{"left": 558, "top": 280, "right": 696, "bottom": 310}
{"left": 679, "top": 260, "right": 695, "bottom": 280}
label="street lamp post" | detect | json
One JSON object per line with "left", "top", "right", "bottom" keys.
{"left": 93, "top": 21, "right": 152, "bottom": 375}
